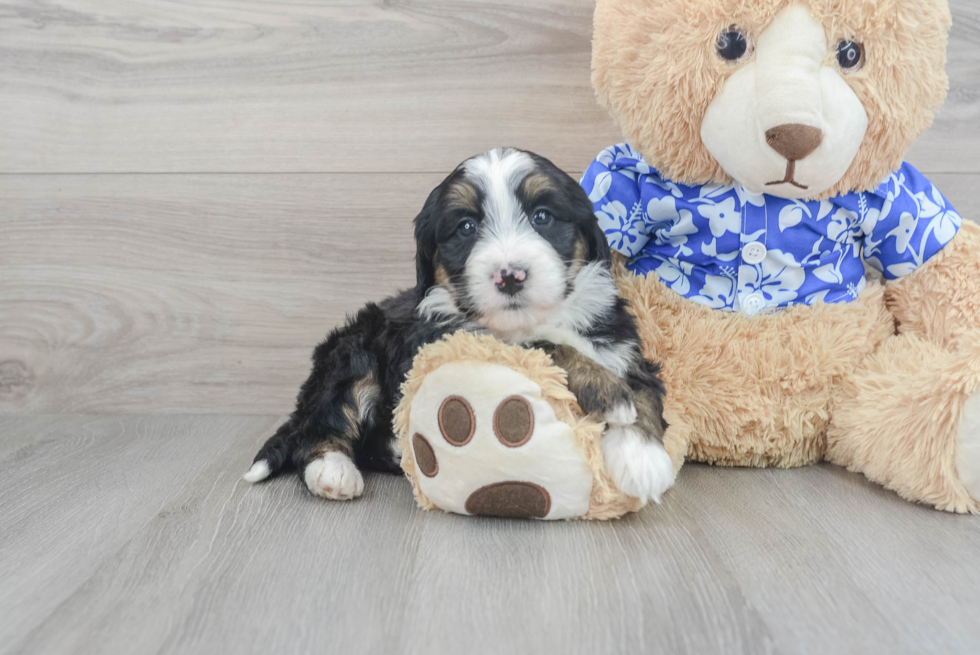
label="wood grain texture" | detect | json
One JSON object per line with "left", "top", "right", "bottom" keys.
{"left": 0, "top": 0, "right": 613, "bottom": 174}
{"left": 3, "top": 172, "right": 979, "bottom": 414}
{"left": 0, "top": 173, "right": 429, "bottom": 413}
{"left": 3, "top": 4, "right": 980, "bottom": 655}
{"left": 1, "top": 415, "right": 979, "bottom": 655}
{"left": 0, "top": 0, "right": 978, "bottom": 174}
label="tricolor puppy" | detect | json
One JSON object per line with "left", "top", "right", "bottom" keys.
{"left": 244, "top": 148, "right": 674, "bottom": 504}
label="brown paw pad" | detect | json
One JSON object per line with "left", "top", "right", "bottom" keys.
{"left": 439, "top": 395, "right": 475, "bottom": 446}
{"left": 494, "top": 395, "right": 534, "bottom": 447}
{"left": 412, "top": 433, "right": 438, "bottom": 478}
{"left": 464, "top": 481, "right": 551, "bottom": 519}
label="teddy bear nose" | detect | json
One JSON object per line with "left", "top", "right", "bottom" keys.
{"left": 765, "top": 123, "right": 824, "bottom": 161}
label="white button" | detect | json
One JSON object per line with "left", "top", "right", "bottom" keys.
{"left": 742, "top": 293, "right": 766, "bottom": 315}
{"left": 742, "top": 242, "right": 768, "bottom": 265}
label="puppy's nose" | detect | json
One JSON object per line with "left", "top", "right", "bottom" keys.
{"left": 494, "top": 267, "right": 527, "bottom": 296}
{"left": 765, "top": 124, "right": 823, "bottom": 161}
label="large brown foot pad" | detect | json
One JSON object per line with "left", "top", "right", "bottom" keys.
{"left": 464, "top": 481, "right": 551, "bottom": 519}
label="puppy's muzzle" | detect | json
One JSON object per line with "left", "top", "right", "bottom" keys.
{"left": 494, "top": 266, "right": 527, "bottom": 296}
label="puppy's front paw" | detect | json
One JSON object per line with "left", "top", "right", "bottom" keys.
{"left": 601, "top": 426, "right": 674, "bottom": 505}
{"left": 304, "top": 452, "right": 364, "bottom": 501}
{"left": 604, "top": 400, "right": 638, "bottom": 427}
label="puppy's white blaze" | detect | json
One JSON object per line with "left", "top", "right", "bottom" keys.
{"left": 304, "top": 452, "right": 364, "bottom": 501}
{"left": 463, "top": 148, "right": 534, "bottom": 223}
{"left": 243, "top": 460, "right": 270, "bottom": 483}
{"left": 601, "top": 426, "right": 675, "bottom": 505}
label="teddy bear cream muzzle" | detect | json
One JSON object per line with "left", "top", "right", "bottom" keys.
{"left": 700, "top": 4, "right": 869, "bottom": 199}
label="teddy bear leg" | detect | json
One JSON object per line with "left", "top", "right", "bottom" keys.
{"left": 826, "top": 332, "right": 980, "bottom": 513}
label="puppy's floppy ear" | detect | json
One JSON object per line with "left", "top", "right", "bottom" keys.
{"left": 413, "top": 185, "right": 441, "bottom": 305}
{"left": 569, "top": 181, "right": 612, "bottom": 265}
{"left": 582, "top": 214, "right": 613, "bottom": 265}
{"left": 528, "top": 150, "right": 613, "bottom": 266}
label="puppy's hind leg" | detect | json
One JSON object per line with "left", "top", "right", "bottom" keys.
{"left": 295, "top": 372, "right": 381, "bottom": 501}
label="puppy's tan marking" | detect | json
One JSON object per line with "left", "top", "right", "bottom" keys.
{"left": 309, "top": 372, "right": 379, "bottom": 458}
{"left": 543, "top": 344, "right": 632, "bottom": 418}
{"left": 631, "top": 382, "right": 666, "bottom": 442}
{"left": 443, "top": 180, "right": 480, "bottom": 214}
{"left": 435, "top": 264, "right": 451, "bottom": 287}
{"left": 521, "top": 173, "right": 555, "bottom": 206}
{"left": 568, "top": 233, "right": 589, "bottom": 278}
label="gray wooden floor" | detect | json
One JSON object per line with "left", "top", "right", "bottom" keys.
{"left": 3, "top": 415, "right": 980, "bottom": 655}
{"left": 2, "top": 1, "right": 980, "bottom": 654}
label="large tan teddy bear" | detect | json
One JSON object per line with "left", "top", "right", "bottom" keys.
{"left": 581, "top": 0, "right": 980, "bottom": 512}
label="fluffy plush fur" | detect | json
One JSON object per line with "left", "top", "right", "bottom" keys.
{"left": 591, "top": 0, "right": 980, "bottom": 512}
{"left": 614, "top": 255, "right": 894, "bottom": 469}
{"left": 245, "top": 148, "right": 672, "bottom": 504}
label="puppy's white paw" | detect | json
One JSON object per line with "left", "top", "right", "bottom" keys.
{"left": 605, "top": 401, "right": 637, "bottom": 427}
{"left": 304, "top": 452, "right": 364, "bottom": 501}
{"left": 601, "top": 426, "right": 675, "bottom": 505}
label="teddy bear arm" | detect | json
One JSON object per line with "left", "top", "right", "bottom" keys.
{"left": 884, "top": 221, "right": 980, "bottom": 349}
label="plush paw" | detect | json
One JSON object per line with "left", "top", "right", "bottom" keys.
{"left": 408, "top": 361, "right": 594, "bottom": 519}
{"left": 957, "top": 391, "right": 980, "bottom": 502}
{"left": 601, "top": 425, "right": 675, "bottom": 505}
{"left": 304, "top": 452, "right": 364, "bottom": 501}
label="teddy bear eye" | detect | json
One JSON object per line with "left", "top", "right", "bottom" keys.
{"left": 837, "top": 40, "right": 865, "bottom": 73}
{"left": 716, "top": 28, "right": 753, "bottom": 62}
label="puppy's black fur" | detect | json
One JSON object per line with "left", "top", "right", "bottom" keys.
{"left": 249, "top": 148, "right": 666, "bottom": 496}
{"left": 252, "top": 291, "right": 456, "bottom": 477}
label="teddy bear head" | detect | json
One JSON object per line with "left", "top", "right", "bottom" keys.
{"left": 592, "top": 0, "right": 951, "bottom": 200}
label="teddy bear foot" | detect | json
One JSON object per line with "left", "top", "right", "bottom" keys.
{"left": 601, "top": 426, "right": 675, "bottom": 504}
{"left": 957, "top": 392, "right": 980, "bottom": 502}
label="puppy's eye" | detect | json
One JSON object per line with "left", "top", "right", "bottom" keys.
{"left": 716, "top": 28, "right": 753, "bottom": 62}
{"left": 531, "top": 209, "right": 553, "bottom": 227}
{"left": 457, "top": 219, "right": 477, "bottom": 237}
{"left": 837, "top": 40, "right": 865, "bottom": 74}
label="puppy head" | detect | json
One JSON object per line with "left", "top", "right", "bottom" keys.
{"left": 414, "top": 148, "right": 610, "bottom": 332}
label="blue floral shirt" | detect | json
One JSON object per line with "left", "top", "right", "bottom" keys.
{"left": 581, "top": 143, "right": 963, "bottom": 314}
